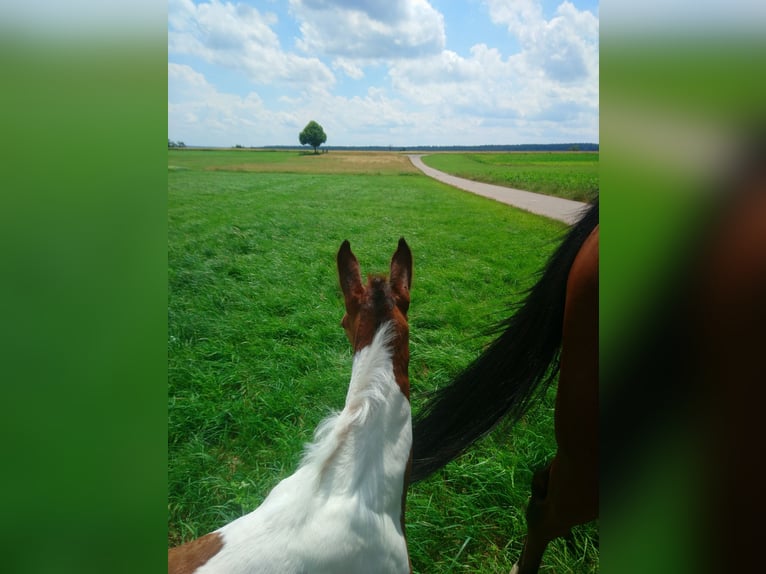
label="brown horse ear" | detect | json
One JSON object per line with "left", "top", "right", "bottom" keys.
{"left": 337, "top": 240, "right": 364, "bottom": 310}
{"left": 390, "top": 237, "right": 412, "bottom": 313}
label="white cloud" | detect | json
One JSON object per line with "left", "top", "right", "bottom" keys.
{"left": 168, "top": 63, "right": 300, "bottom": 146}
{"left": 382, "top": 1, "right": 598, "bottom": 140}
{"left": 389, "top": 37, "right": 595, "bottom": 121}
{"left": 289, "top": 0, "right": 446, "bottom": 59}
{"left": 169, "top": 62, "right": 421, "bottom": 147}
{"left": 167, "top": 0, "right": 599, "bottom": 146}
{"left": 389, "top": 47, "right": 494, "bottom": 107}
{"left": 168, "top": 62, "right": 213, "bottom": 97}
{"left": 332, "top": 58, "right": 365, "bottom": 79}
{"left": 485, "top": 0, "right": 598, "bottom": 83}
{"left": 168, "top": 0, "right": 335, "bottom": 88}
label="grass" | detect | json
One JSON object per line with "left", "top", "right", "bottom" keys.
{"left": 421, "top": 152, "right": 599, "bottom": 203}
{"left": 168, "top": 148, "right": 419, "bottom": 175}
{"left": 168, "top": 149, "right": 599, "bottom": 572}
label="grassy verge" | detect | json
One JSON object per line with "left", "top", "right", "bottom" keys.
{"left": 421, "top": 152, "right": 599, "bottom": 203}
{"left": 168, "top": 150, "right": 598, "bottom": 572}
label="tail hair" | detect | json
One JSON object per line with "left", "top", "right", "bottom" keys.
{"left": 410, "top": 199, "right": 598, "bottom": 483}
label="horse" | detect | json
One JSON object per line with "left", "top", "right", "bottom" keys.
{"left": 410, "top": 201, "right": 598, "bottom": 573}
{"left": 168, "top": 238, "right": 414, "bottom": 574}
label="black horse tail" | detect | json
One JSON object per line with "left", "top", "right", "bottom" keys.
{"left": 410, "top": 199, "right": 599, "bottom": 483}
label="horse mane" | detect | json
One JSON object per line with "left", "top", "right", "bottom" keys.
{"left": 299, "top": 322, "right": 396, "bottom": 477}
{"left": 410, "top": 199, "right": 599, "bottom": 483}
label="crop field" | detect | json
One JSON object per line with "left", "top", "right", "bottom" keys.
{"left": 421, "top": 152, "right": 599, "bottom": 203}
{"left": 168, "top": 148, "right": 420, "bottom": 175}
{"left": 168, "top": 149, "right": 598, "bottom": 572}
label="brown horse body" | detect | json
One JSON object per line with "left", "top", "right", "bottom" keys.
{"left": 411, "top": 201, "right": 599, "bottom": 573}
{"left": 513, "top": 225, "right": 598, "bottom": 573}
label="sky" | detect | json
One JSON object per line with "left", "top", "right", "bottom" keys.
{"left": 168, "top": 0, "right": 600, "bottom": 148}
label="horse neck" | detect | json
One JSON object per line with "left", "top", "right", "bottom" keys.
{"left": 301, "top": 322, "right": 412, "bottom": 515}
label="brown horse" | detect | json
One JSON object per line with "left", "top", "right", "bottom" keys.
{"left": 169, "top": 238, "right": 413, "bottom": 574}
{"left": 410, "top": 201, "right": 598, "bottom": 573}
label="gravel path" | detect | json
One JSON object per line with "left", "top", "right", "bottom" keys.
{"left": 408, "top": 154, "right": 588, "bottom": 225}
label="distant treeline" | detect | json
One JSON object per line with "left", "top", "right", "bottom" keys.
{"left": 260, "top": 143, "right": 599, "bottom": 152}
{"left": 173, "top": 143, "right": 599, "bottom": 152}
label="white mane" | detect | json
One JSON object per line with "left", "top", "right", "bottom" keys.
{"left": 196, "top": 321, "right": 412, "bottom": 574}
{"left": 300, "top": 322, "right": 397, "bottom": 473}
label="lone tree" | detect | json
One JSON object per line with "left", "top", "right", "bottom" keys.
{"left": 299, "top": 120, "right": 327, "bottom": 154}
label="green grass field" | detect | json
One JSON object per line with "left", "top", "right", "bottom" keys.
{"left": 168, "top": 149, "right": 599, "bottom": 572}
{"left": 421, "top": 152, "right": 599, "bottom": 203}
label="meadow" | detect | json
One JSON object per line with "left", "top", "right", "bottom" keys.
{"left": 421, "top": 152, "right": 599, "bottom": 203}
{"left": 168, "top": 149, "right": 598, "bottom": 572}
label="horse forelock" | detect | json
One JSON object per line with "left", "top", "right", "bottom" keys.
{"left": 368, "top": 274, "right": 394, "bottom": 314}
{"left": 350, "top": 274, "right": 394, "bottom": 352}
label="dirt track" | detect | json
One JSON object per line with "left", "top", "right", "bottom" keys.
{"left": 408, "top": 154, "right": 588, "bottom": 225}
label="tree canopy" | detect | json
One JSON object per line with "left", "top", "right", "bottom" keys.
{"left": 299, "top": 121, "right": 327, "bottom": 154}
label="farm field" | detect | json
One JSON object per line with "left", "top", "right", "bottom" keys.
{"left": 168, "top": 149, "right": 599, "bottom": 572}
{"left": 421, "top": 152, "right": 599, "bottom": 203}
{"left": 168, "top": 148, "right": 419, "bottom": 175}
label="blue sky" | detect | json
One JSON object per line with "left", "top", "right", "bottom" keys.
{"left": 168, "top": 0, "right": 600, "bottom": 147}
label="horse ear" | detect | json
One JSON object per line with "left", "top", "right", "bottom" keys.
{"left": 337, "top": 240, "right": 363, "bottom": 309}
{"left": 390, "top": 237, "right": 412, "bottom": 312}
